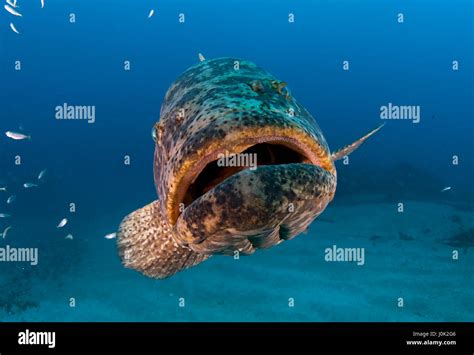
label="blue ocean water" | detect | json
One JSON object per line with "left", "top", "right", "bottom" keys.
{"left": 0, "top": 0, "right": 472, "bottom": 321}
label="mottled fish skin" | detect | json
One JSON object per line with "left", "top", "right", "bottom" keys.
{"left": 154, "top": 58, "right": 335, "bottom": 226}
{"left": 118, "top": 200, "right": 209, "bottom": 278}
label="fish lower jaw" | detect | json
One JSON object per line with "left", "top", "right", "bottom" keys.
{"left": 172, "top": 162, "right": 336, "bottom": 256}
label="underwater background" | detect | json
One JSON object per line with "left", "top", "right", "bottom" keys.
{"left": 0, "top": 0, "right": 472, "bottom": 321}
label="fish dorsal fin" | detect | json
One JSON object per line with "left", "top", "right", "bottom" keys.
{"left": 331, "top": 123, "right": 384, "bottom": 161}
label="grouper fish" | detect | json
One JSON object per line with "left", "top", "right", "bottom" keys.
{"left": 117, "top": 57, "right": 383, "bottom": 279}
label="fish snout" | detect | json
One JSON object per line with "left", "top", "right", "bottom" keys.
{"left": 173, "top": 163, "right": 336, "bottom": 255}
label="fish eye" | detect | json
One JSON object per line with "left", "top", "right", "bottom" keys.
{"left": 250, "top": 80, "right": 263, "bottom": 93}
{"left": 281, "top": 86, "right": 291, "bottom": 99}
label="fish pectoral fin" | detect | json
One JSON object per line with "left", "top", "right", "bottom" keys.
{"left": 331, "top": 123, "right": 385, "bottom": 161}
{"left": 117, "top": 199, "right": 209, "bottom": 279}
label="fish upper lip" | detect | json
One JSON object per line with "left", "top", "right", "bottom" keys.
{"left": 169, "top": 133, "right": 334, "bottom": 225}
{"left": 188, "top": 136, "right": 322, "bottom": 177}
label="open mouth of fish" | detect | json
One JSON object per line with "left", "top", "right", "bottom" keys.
{"left": 178, "top": 136, "right": 325, "bottom": 212}
{"left": 170, "top": 132, "right": 337, "bottom": 255}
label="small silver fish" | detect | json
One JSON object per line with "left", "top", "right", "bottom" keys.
{"left": 38, "top": 169, "right": 47, "bottom": 181}
{"left": 41, "top": 0, "right": 45, "bottom": 9}
{"left": 23, "top": 182, "right": 38, "bottom": 188}
{"left": 0, "top": 213, "right": 11, "bottom": 218}
{"left": 105, "top": 232, "right": 117, "bottom": 240}
{"left": 148, "top": 9, "right": 154, "bottom": 18}
{"left": 6, "top": 131, "right": 29, "bottom": 140}
{"left": 65, "top": 234, "right": 73, "bottom": 240}
{"left": 6, "top": 0, "right": 18, "bottom": 8}
{"left": 198, "top": 53, "right": 206, "bottom": 62}
{"left": 7, "top": 195, "right": 16, "bottom": 204}
{"left": 57, "top": 218, "right": 68, "bottom": 228}
{"left": 441, "top": 186, "right": 452, "bottom": 192}
{"left": 10, "top": 23, "right": 20, "bottom": 34}
{"left": 1, "top": 226, "right": 12, "bottom": 239}
{"left": 0, "top": 187, "right": 7, "bottom": 192}
{"left": 4, "top": 4, "right": 22, "bottom": 17}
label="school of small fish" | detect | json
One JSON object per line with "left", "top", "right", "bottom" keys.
{"left": 1, "top": 168, "right": 81, "bottom": 243}
{"left": 5, "top": 3, "right": 158, "bottom": 35}
{"left": 3, "top": 0, "right": 46, "bottom": 34}
{"left": 0, "top": 167, "right": 47, "bottom": 242}
{"left": 1, "top": 5, "right": 162, "bottom": 246}
{"left": 1, "top": 159, "right": 115, "bottom": 244}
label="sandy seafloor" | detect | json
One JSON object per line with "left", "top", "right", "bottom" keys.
{"left": 0, "top": 195, "right": 472, "bottom": 322}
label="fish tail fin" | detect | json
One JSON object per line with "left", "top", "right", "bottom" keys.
{"left": 331, "top": 123, "right": 384, "bottom": 161}
{"left": 117, "top": 199, "right": 209, "bottom": 279}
